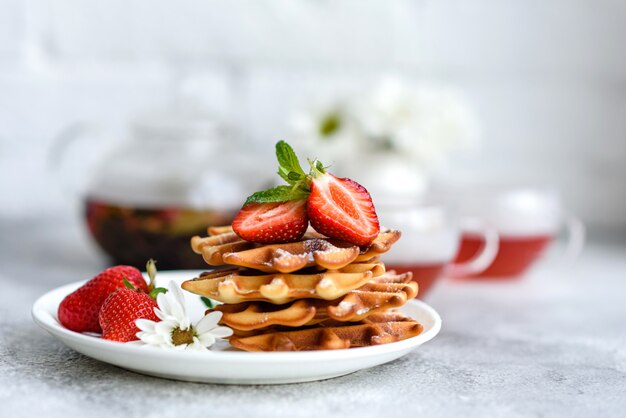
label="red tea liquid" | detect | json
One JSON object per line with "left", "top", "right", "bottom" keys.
{"left": 385, "top": 263, "right": 446, "bottom": 297}
{"left": 454, "top": 233, "right": 553, "bottom": 278}
{"left": 85, "top": 198, "right": 236, "bottom": 270}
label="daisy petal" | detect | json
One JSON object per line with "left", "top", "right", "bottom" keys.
{"left": 169, "top": 281, "right": 186, "bottom": 308}
{"left": 156, "top": 292, "right": 171, "bottom": 317}
{"left": 163, "top": 281, "right": 187, "bottom": 322}
{"left": 197, "top": 332, "right": 216, "bottom": 347}
{"left": 211, "top": 326, "right": 234, "bottom": 339}
{"left": 155, "top": 320, "right": 177, "bottom": 337}
{"left": 169, "top": 300, "right": 186, "bottom": 323}
{"left": 140, "top": 332, "right": 166, "bottom": 346}
{"left": 154, "top": 308, "right": 167, "bottom": 321}
{"left": 190, "top": 337, "right": 208, "bottom": 351}
{"left": 195, "top": 311, "right": 222, "bottom": 334}
{"left": 135, "top": 319, "right": 156, "bottom": 332}
{"left": 180, "top": 317, "right": 191, "bottom": 331}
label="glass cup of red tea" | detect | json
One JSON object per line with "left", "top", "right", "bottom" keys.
{"left": 377, "top": 200, "right": 499, "bottom": 297}
{"left": 450, "top": 186, "right": 585, "bottom": 278}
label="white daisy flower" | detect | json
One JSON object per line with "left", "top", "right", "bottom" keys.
{"left": 289, "top": 97, "right": 362, "bottom": 169}
{"left": 134, "top": 280, "right": 233, "bottom": 351}
{"left": 352, "top": 76, "right": 481, "bottom": 166}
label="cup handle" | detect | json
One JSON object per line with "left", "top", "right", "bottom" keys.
{"left": 446, "top": 217, "right": 499, "bottom": 278}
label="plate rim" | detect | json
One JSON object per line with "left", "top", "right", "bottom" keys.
{"left": 32, "top": 271, "right": 442, "bottom": 362}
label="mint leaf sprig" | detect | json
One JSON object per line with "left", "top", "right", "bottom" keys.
{"left": 244, "top": 141, "right": 328, "bottom": 205}
{"left": 276, "top": 140, "right": 307, "bottom": 185}
{"left": 244, "top": 185, "right": 310, "bottom": 204}
{"left": 200, "top": 296, "right": 215, "bottom": 309}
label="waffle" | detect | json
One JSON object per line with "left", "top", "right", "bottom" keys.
{"left": 190, "top": 226, "right": 401, "bottom": 272}
{"left": 221, "top": 239, "right": 361, "bottom": 273}
{"left": 229, "top": 318, "right": 424, "bottom": 351}
{"left": 190, "top": 231, "right": 256, "bottom": 266}
{"left": 181, "top": 263, "right": 386, "bottom": 304}
{"left": 355, "top": 229, "right": 401, "bottom": 262}
{"left": 186, "top": 224, "right": 424, "bottom": 351}
{"left": 344, "top": 309, "right": 416, "bottom": 325}
{"left": 227, "top": 309, "right": 418, "bottom": 337}
{"left": 211, "top": 272, "right": 416, "bottom": 330}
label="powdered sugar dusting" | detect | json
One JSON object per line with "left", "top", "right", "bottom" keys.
{"left": 337, "top": 301, "right": 355, "bottom": 313}
{"left": 318, "top": 278, "right": 333, "bottom": 289}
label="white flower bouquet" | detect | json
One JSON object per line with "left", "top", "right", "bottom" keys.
{"left": 290, "top": 76, "right": 480, "bottom": 198}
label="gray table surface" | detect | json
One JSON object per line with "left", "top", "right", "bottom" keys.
{"left": 1, "top": 216, "right": 625, "bottom": 418}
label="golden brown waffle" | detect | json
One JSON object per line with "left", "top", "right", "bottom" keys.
{"left": 187, "top": 225, "right": 421, "bottom": 351}
{"left": 191, "top": 226, "right": 400, "bottom": 272}
{"left": 227, "top": 308, "right": 418, "bottom": 337}
{"left": 191, "top": 226, "right": 328, "bottom": 267}
{"left": 221, "top": 239, "right": 361, "bottom": 273}
{"left": 181, "top": 263, "right": 385, "bottom": 304}
{"left": 190, "top": 232, "right": 256, "bottom": 266}
{"left": 207, "top": 225, "right": 236, "bottom": 236}
{"left": 355, "top": 229, "right": 401, "bottom": 262}
{"left": 211, "top": 272, "right": 417, "bottom": 330}
{"left": 229, "top": 319, "right": 424, "bottom": 351}
{"left": 358, "top": 310, "right": 415, "bottom": 324}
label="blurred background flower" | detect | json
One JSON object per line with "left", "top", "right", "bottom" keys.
{"left": 289, "top": 96, "right": 358, "bottom": 165}
{"left": 353, "top": 77, "right": 480, "bottom": 163}
{"left": 291, "top": 76, "right": 480, "bottom": 199}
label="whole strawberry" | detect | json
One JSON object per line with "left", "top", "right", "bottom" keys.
{"left": 58, "top": 265, "right": 148, "bottom": 333}
{"left": 99, "top": 287, "right": 159, "bottom": 342}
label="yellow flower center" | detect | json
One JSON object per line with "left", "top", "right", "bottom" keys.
{"left": 171, "top": 327, "right": 195, "bottom": 346}
{"left": 319, "top": 113, "right": 341, "bottom": 137}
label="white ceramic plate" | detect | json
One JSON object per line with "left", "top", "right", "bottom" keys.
{"left": 32, "top": 271, "right": 442, "bottom": 384}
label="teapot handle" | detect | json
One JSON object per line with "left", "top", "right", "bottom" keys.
{"left": 47, "top": 121, "right": 115, "bottom": 197}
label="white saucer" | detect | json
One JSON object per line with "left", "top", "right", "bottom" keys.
{"left": 32, "top": 270, "right": 442, "bottom": 384}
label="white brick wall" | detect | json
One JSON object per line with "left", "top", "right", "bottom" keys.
{"left": 0, "top": 0, "right": 24, "bottom": 59}
{"left": 0, "top": 0, "right": 625, "bottom": 234}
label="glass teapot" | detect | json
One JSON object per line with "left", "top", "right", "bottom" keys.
{"left": 52, "top": 106, "right": 270, "bottom": 269}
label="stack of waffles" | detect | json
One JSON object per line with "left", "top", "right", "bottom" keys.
{"left": 182, "top": 226, "right": 424, "bottom": 351}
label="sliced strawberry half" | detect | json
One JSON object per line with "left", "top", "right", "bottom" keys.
{"left": 307, "top": 172, "right": 380, "bottom": 246}
{"left": 232, "top": 200, "right": 308, "bottom": 243}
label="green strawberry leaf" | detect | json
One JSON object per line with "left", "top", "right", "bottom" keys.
{"left": 122, "top": 278, "right": 135, "bottom": 290}
{"left": 276, "top": 140, "right": 306, "bottom": 185}
{"left": 308, "top": 158, "right": 327, "bottom": 178}
{"left": 200, "top": 296, "right": 215, "bottom": 309}
{"left": 149, "top": 287, "right": 168, "bottom": 299}
{"left": 244, "top": 185, "right": 310, "bottom": 205}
